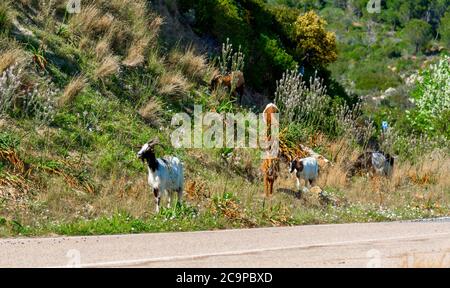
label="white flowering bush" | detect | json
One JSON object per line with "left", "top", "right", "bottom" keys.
{"left": 275, "top": 68, "right": 377, "bottom": 146}
{"left": 0, "top": 65, "right": 22, "bottom": 115}
{"left": 275, "top": 69, "right": 329, "bottom": 126}
{"left": 0, "top": 65, "right": 58, "bottom": 124}
{"left": 407, "top": 56, "right": 450, "bottom": 136}
{"left": 218, "top": 38, "right": 245, "bottom": 74}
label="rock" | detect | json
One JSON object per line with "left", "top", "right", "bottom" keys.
{"left": 384, "top": 87, "right": 397, "bottom": 97}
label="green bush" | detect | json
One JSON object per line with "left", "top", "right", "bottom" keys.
{"left": 259, "top": 34, "right": 297, "bottom": 71}
{"left": 407, "top": 56, "right": 450, "bottom": 137}
{"left": 0, "top": 132, "right": 19, "bottom": 150}
{"left": 0, "top": 1, "right": 12, "bottom": 33}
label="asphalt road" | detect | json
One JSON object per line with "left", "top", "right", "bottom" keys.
{"left": 1, "top": 221, "right": 449, "bottom": 268}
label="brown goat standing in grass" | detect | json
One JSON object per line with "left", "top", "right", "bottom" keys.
{"left": 210, "top": 71, "right": 245, "bottom": 103}
{"left": 261, "top": 103, "right": 280, "bottom": 197}
{"left": 261, "top": 157, "right": 280, "bottom": 197}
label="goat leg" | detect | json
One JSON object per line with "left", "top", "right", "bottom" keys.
{"left": 177, "top": 188, "right": 183, "bottom": 206}
{"left": 153, "top": 188, "right": 160, "bottom": 213}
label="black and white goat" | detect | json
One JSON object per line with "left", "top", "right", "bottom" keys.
{"left": 347, "top": 151, "right": 395, "bottom": 178}
{"left": 289, "top": 157, "right": 320, "bottom": 191}
{"left": 137, "top": 138, "right": 184, "bottom": 213}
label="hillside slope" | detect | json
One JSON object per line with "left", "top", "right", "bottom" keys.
{"left": 0, "top": 0, "right": 448, "bottom": 237}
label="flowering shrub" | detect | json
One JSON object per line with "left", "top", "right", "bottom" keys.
{"left": 0, "top": 65, "right": 58, "bottom": 124}
{"left": 274, "top": 68, "right": 370, "bottom": 143}
{"left": 275, "top": 69, "right": 329, "bottom": 126}
{"left": 0, "top": 65, "right": 21, "bottom": 115}
{"left": 218, "top": 38, "right": 245, "bottom": 75}
{"left": 407, "top": 56, "right": 450, "bottom": 137}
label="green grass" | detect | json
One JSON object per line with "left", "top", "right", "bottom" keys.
{"left": 1, "top": 200, "right": 445, "bottom": 237}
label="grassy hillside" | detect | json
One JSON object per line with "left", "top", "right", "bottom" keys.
{"left": 0, "top": 0, "right": 449, "bottom": 237}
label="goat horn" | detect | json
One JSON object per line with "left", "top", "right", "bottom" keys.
{"left": 148, "top": 138, "right": 160, "bottom": 146}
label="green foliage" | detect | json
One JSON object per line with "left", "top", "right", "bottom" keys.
{"left": 407, "top": 56, "right": 450, "bottom": 137}
{"left": 0, "top": 1, "right": 12, "bottom": 34}
{"left": 439, "top": 11, "right": 450, "bottom": 46}
{"left": 0, "top": 132, "right": 19, "bottom": 150}
{"left": 293, "top": 11, "right": 337, "bottom": 66}
{"left": 402, "top": 19, "right": 432, "bottom": 54}
{"left": 258, "top": 34, "right": 298, "bottom": 76}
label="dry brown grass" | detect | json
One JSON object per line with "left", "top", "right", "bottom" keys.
{"left": 94, "top": 55, "right": 119, "bottom": 80}
{"left": 138, "top": 97, "right": 163, "bottom": 126}
{"left": 94, "top": 38, "right": 111, "bottom": 61}
{"left": 401, "top": 252, "right": 450, "bottom": 268}
{"left": 58, "top": 75, "right": 87, "bottom": 107}
{"left": 158, "top": 71, "right": 190, "bottom": 99}
{"left": 69, "top": 4, "right": 115, "bottom": 36}
{"left": 69, "top": 4, "right": 101, "bottom": 35}
{"left": 122, "top": 37, "right": 148, "bottom": 67}
{"left": 0, "top": 48, "right": 24, "bottom": 73}
{"left": 90, "top": 174, "right": 151, "bottom": 218}
{"left": 169, "top": 46, "right": 208, "bottom": 80}
{"left": 314, "top": 137, "right": 450, "bottom": 208}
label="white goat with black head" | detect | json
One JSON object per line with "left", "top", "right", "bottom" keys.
{"left": 137, "top": 138, "right": 184, "bottom": 213}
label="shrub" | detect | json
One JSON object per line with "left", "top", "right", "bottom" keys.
{"left": 59, "top": 75, "right": 87, "bottom": 107}
{"left": 0, "top": 65, "right": 58, "bottom": 124}
{"left": 258, "top": 34, "right": 297, "bottom": 76}
{"left": 293, "top": 11, "right": 337, "bottom": 67}
{"left": 402, "top": 19, "right": 432, "bottom": 54}
{"left": 407, "top": 56, "right": 450, "bottom": 137}
{"left": 0, "top": 1, "right": 12, "bottom": 33}
{"left": 439, "top": 11, "right": 450, "bottom": 47}
{"left": 218, "top": 38, "right": 245, "bottom": 75}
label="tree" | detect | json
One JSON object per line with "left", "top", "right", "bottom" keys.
{"left": 438, "top": 11, "right": 450, "bottom": 46}
{"left": 402, "top": 19, "right": 432, "bottom": 54}
{"left": 293, "top": 11, "right": 337, "bottom": 67}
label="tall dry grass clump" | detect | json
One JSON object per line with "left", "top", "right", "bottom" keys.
{"left": 158, "top": 71, "right": 190, "bottom": 100}
{"left": 138, "top": 97, "right": 163, "bottom": 126}
{"left": 123, "top": 37, "right": 149, "bottom": 67}
{"left": 0, "top": 48, "right": 24, "bottom": 73}
{"left": 122, "top": 15, "right": 163, "bottom": 67}
{"left": 67, "top": 0, "right": 162, "bottom": 75}
{"left": 59, "top": 75, "right": 87, "bottom": 107}
{"left": 69, "top": 4, "right": 110, "bottom": 37}
{"left": 169, "top": 46, "right": 208, "bottom": 81}
{"left": 94, "top": 38, "right": 111, "bottom": 60}
{"left": 94, "top": 55, "right": 119, "bottom": 80}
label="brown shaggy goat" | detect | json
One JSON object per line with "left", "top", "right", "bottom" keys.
{"left": 210, "top": 71, "right": 245, "bottom": 102}
{"left": 261, "top": 157, "right": 279, "bottom": 197}
{"left": 261, "top": 103, "right": 280, "bottom": 197}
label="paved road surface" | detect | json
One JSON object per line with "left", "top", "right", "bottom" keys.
{"left": 1, "top": 221, "right": 449, "bottom": 267}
